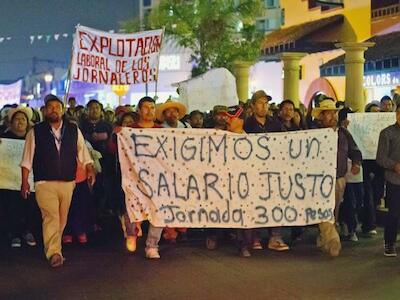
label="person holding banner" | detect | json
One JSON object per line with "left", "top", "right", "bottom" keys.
{"left": 156, "top": 99, "right": 190, "bottom": 243}
{"left": 20, "top": 94, "right": 95, "bottom": 267}
{"left": 205, "top": 105, "right": 231, "bottom": 251}
{"left": 114, "top": 96, "right": 164, "bottom": 259}
{"left": 376, "top": 105, "right": 400, "bottom": 257}
{"left": 243, "top": 90, "right": 290, "bottom": 252}
{"left": 312, "top": 99, "right": 362, "bottom": 257}
{"left": 361, "top": 102, "right": 381, "bottom": 236}
{"left": 156, "top": 99, "right": 191, "bottom": 129}
{"left": 0, "top": 106, "right": 37, "bottom": 248}
{"left": 225, "top": 106, "right": 254, "bottom": 257}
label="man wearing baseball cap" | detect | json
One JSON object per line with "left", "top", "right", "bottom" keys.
{"left": 244, "top": 90, "right": 289, "bottom": 252}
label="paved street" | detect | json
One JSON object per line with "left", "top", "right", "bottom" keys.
{"left": 1, "top": 220, "right": 399, "bottom": 300}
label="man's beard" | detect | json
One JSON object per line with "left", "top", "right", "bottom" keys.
{"left": 46, "top": 114, "right": 61, "bottom": 123}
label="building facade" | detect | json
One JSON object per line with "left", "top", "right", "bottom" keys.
{"left": 254, "top": 0, "right": 399, "bottom": 109}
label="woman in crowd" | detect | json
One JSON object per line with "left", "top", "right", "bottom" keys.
{"left": 0, "top": 106, "right": 37, "bottom": 248}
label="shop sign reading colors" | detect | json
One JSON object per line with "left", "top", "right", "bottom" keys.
{"left": 363, "top": 72, "right": 400, "bottom": 87}
{"left": 118, "top": 128, "right": 338, "bottom": 228}
{"left": 71, "top": 25, "right": 163, "bottom": 85}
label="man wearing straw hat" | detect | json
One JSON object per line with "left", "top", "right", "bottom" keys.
{"left": 312, "top": 99, "right": 362, "bottom": 257}
{"left": 155, "top": 99, "right": 190, "bottom": 243}
{"left": 156, "top": 99, "right": 191, "bottom": 129}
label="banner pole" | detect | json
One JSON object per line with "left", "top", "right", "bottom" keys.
{"left": 63, "top": 26, "right": 78, "bottom": 105}
{"left": 63, "top": 59, "right": 73, "bottom": 105}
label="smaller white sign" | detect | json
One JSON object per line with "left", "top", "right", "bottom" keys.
{"left": 347, "top": 112, "right": 396, "bottom": 160}
{"left": 0, "top": 138, "right": 34, "bottom": 191}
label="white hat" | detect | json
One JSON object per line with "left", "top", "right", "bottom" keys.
{"left": 7, "top": 106, "right": 33, "bottom": 123}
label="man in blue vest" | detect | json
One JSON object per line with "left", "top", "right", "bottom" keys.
{"left": 20, "top": 94, "right": 95, "bottom": 267}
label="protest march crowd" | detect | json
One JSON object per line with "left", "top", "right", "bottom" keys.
{"left": 0, "top": 90, "right": 399, "bottom": 268}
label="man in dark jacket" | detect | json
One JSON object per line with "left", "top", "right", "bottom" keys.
{"left": 376, "top": 105, "right": 400, "bottom": 257}
{"left": 21, "top": 94, "right": 95, "bottom": 267}
{"left": 312, "top": 100, "right": 362, "bottom": 257}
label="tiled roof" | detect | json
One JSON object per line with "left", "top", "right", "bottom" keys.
{"left": 261, "top": 14, "right": 344, "bottom": 56}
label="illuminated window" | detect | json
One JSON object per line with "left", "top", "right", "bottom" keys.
{"left": 159, "top": 55, "right": 181, "bottom": 71}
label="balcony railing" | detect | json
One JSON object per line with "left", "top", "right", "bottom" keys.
{"left": 372, "top": 4, "right": 400, "bottom": 19}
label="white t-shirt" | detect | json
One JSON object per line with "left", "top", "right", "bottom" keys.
{"left": 345, "top": 160, "right": 363, "bottom": 183}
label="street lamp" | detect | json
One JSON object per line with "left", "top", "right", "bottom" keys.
{"left": 112, "top": 85, "right": 130, "bottom": 105}
{"left": 44, "top": 73, "right": 53, "bottom": 83}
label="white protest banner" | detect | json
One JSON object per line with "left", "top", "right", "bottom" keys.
{"left": 347, "top": 113, "right": 396, "bottom": 160}
{"left": 0, "top": 80, "right": 22, "bottom": 107}
{"left": 0, "top": 138, "right": 34, "bottom": 191}
{"left": 71, "top": 25, "right": 163, "bottom": 85}
{"left": 118, "top": 128, "right": 337, "bottom": 228}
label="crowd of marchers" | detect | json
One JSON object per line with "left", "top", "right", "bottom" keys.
{"left": 0, "top": 91, "right": 399, "bottom": 267}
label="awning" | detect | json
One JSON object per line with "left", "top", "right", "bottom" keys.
{"left": 261, "top": 14, "right": 344, "bottom": 60}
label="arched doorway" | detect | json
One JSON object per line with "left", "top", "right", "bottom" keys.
{"left": 304, "top": 77, "right": 338, "bottom": 107}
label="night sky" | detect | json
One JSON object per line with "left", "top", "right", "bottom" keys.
{"left": 0, "top": 0, "right": 139, "bottom": 82}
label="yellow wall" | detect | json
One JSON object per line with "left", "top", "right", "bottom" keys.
{"left": 325, "top": 76, "right": 346, "bottom": 101}
{"left": 299, "top": 49, "right": 345, "bottom": 103}
{"left": 340, "top": 0, "right": 371, "bottom": 42}
{"left": 280, "top": 0, "right": 340, "bottom": 27}
{"left": 280, "top": 0, "right": 371, "bottom": 42}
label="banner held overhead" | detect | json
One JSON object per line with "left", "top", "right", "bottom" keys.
{"left": 0, "top": 80, "right": 22, "bottom": 106}
{"left": 70, "top": 25, "right": 163, "bottom": 85}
